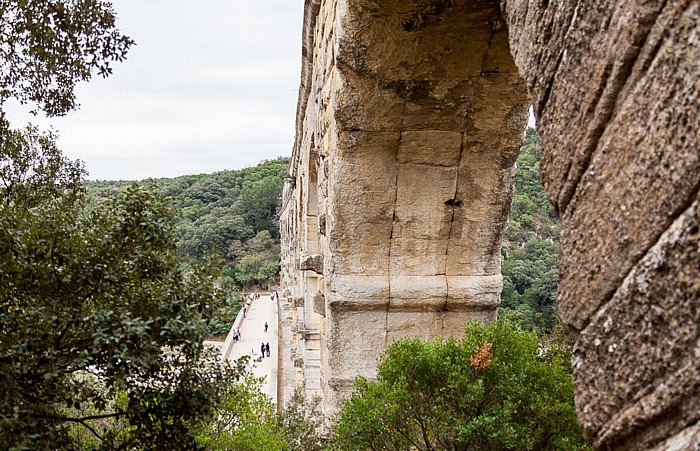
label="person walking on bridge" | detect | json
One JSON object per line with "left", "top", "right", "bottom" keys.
{"left": 260, "top": 342, "right": 266, "bottom": 358}
{"left": 264, "top": 321, "right": 268, "bottom": 333}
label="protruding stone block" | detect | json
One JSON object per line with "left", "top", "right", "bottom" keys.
{"left": 300, "top": 253, "right": 324, "bottom": 274}
{"left": 313, "top": 292, "right": 326, "bottom": 317}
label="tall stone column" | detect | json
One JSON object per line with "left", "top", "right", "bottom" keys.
{"left": 281, "top": 0, "right": 529, "bottom": 415}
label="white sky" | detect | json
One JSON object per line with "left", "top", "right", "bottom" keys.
{"left": 4, "top": 2, "right": 535, "bottom": 181}
{"left": 4, "top": 1, "right": 305, "bottom": 180}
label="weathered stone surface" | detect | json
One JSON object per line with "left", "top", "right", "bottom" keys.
{"left": 397, "top": 131, "right": 463, "bottom": 167}
{"left": 651, "top": 421, "right": 700, "bottom": 451}
{"left": 300, "top": 253, "right": 324, "bottom": 274}
{"left": 503, "top": 0, "right": 700, "bottom": 448}
{"left": 573, "top": 196, "right": 700, "bottom": 449}
{"left": 282, "top": 2, "right": 699, "bottom": 447}
{"left": 280, "top": 0, "right": 528, "bottom": 417}
{"left": 312, "top": 292, "right": 326, "bottom": 317}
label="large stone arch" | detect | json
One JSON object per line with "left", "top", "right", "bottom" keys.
{"left": 280, "top": 0, "right": 700, "bottom": 448}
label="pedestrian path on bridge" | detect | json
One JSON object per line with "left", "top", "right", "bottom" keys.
{"left": 218, "top": 292, "right": 279, "bottom": 403}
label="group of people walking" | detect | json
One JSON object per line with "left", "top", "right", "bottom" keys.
{"left": 236, "top": 292, "right": 275, "bottom": 360}
{"left": 252, "top": 291, "right": 278, "bottom": 302}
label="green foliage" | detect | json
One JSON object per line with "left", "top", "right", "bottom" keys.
{"left": 197, "top": 373, "right": 286, "bottom": 451}
{"left": 0, "top": 0, "right": 133, "bottom": 116}
{"left": 87, "top": 158, "right": 288, "bottom": 256}
{"left": 208, "top": 291, "right": 244, "bottom": 336}
{"left": 501, "top": 128, "right": 560, "bottom": 334}
{"left": 197, "top": 378, "right": 325, "bottom": 451}
{"left": 330, "top": 320, "right": 587, "bottom": 450}
{"left": 85, "top": 160, "right": 288, "bottom": 336}
{"left": 236, "top": 253, "right": 281, "bottom": 288}
{"left": 235, "top": 175, "right": 284, "bottom": 238}
{"left": 0, "top": 126, "right": 239, "bottom": 449}
{"left": 280, "top": 387, "right": 325, "bottom": 451}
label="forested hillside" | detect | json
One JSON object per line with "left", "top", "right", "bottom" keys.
{"left": 500, "top": 128, "right": 560, "bottom": 334}
{"left": 86, "top": 158, "right": 289, "bottom": 334}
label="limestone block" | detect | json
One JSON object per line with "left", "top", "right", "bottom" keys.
{"left": 329, "top": 131, "right": 398, "bottom": 275}
{"left": 300, "top": 253, "right": 324, "bottom": 274}
{"left": 333, "top": 71, "right": 406, "bottom": 131}
{"left": 446, "top": 165, "right": 515, "bottom": 276}
{"left": 446, "top": 275, "right": 502, "bottom": 310}
{"left": 390, "top": 163, "right": 456, "bottom": 275}
{"left": 326, "top": 308, "right": 388, "bottom": 380}
{"left": 388, "top": 275, "right": 447, "bottom": 310}
{"left": 397, "top": 131, "right": 462, "bottom": 167}
{"left": 305, "top": 350, "right": 321, "bottom": 362}
{"left": 313, "top": 292, "right": 326, "bottom": 317}
{"left": 327, "top": 274, "right": 389, "bottom": 310}
{"left": 385, "top": 311, "right": 445, "bottom": 343}
{"left": 389, "top": 237, "right": 448, "bottom": 276}
{"left": 572, "top": 196, "right": 700, "bottom": 450}
{"left": 393, "top": 163, "right": 457, "bottom": 240}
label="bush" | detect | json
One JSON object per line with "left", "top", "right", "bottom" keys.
{"left": 330, "top": 320, "right": 588, "bottom": 450}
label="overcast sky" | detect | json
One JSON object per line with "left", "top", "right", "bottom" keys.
{"left": 5, "top": 1, "right": 304, "bottom": 180}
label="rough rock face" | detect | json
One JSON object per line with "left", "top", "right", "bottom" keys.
{"left": 502, "top": 0, "right": 700, "bottom": 448}
{"left": 280, "top": 0, "right": 699, "bottom": 448}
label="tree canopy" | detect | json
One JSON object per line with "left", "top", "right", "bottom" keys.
{"left": 86, "top": 157, "right": 288, "bottom": 291}
{"left": 501, "top": 128, "right": 561, "bottom": 334}
{"left": 331, "top": 320, "right": 587, "bottom": 450}
{"left": 0, "top": 0, "right": 133, "bottom": 116}
{"left": 0, "top": 125, "right": 238, "bottom": 449}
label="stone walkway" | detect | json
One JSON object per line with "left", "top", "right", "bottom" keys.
{"left": 224, "top": 293, "right": 279, "bottom": 403}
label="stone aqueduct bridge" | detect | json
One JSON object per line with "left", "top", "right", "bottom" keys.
{"left": 277, "top": 0, "right": 699, "bottom": 448}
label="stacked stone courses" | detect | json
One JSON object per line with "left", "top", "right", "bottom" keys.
{"left": 280, "top": 0, "right": 700, "bottom": 448}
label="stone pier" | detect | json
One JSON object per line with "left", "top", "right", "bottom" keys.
{"left": 279, "top": 0, "right": 700, "bottom": 448}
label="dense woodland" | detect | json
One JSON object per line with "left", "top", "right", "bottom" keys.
{"left": 501, "top": 128, "right": 560, "bottom": 334}
{"left": 86, "top": 158, "right": 288, "bottom": 335}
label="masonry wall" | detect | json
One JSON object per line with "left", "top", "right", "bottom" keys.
{"left": 280, "top": 0, "right": 529, "bottom": 415}
{"left": 502, "top": 1, "right": 700, "bottom": 448}
{"left": 282, "top": 0, "right": 700, "bottom": 448}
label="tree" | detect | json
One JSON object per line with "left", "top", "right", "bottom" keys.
{"left": 0, "top": 126, "right": 236, "bottom": 449}
{"left": 235, "top": 175, "right": 284, "bottom": 237}
{"left": 196, "top": 373, "right": 287, "bottom": 451}
{"left": 501, "top": 128, "right": 561, "bottom": 334}
{"left": 330, "top": 320, "right": 588, "bottom": 450}
{"left": 280, "top": 387, "right": 324, "bottom": 451}
{"left": 236, "top": 253, "right": 280, "bottom": 288}
{"left": 0, "top": 0, "right": 133, "bottom": 116}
